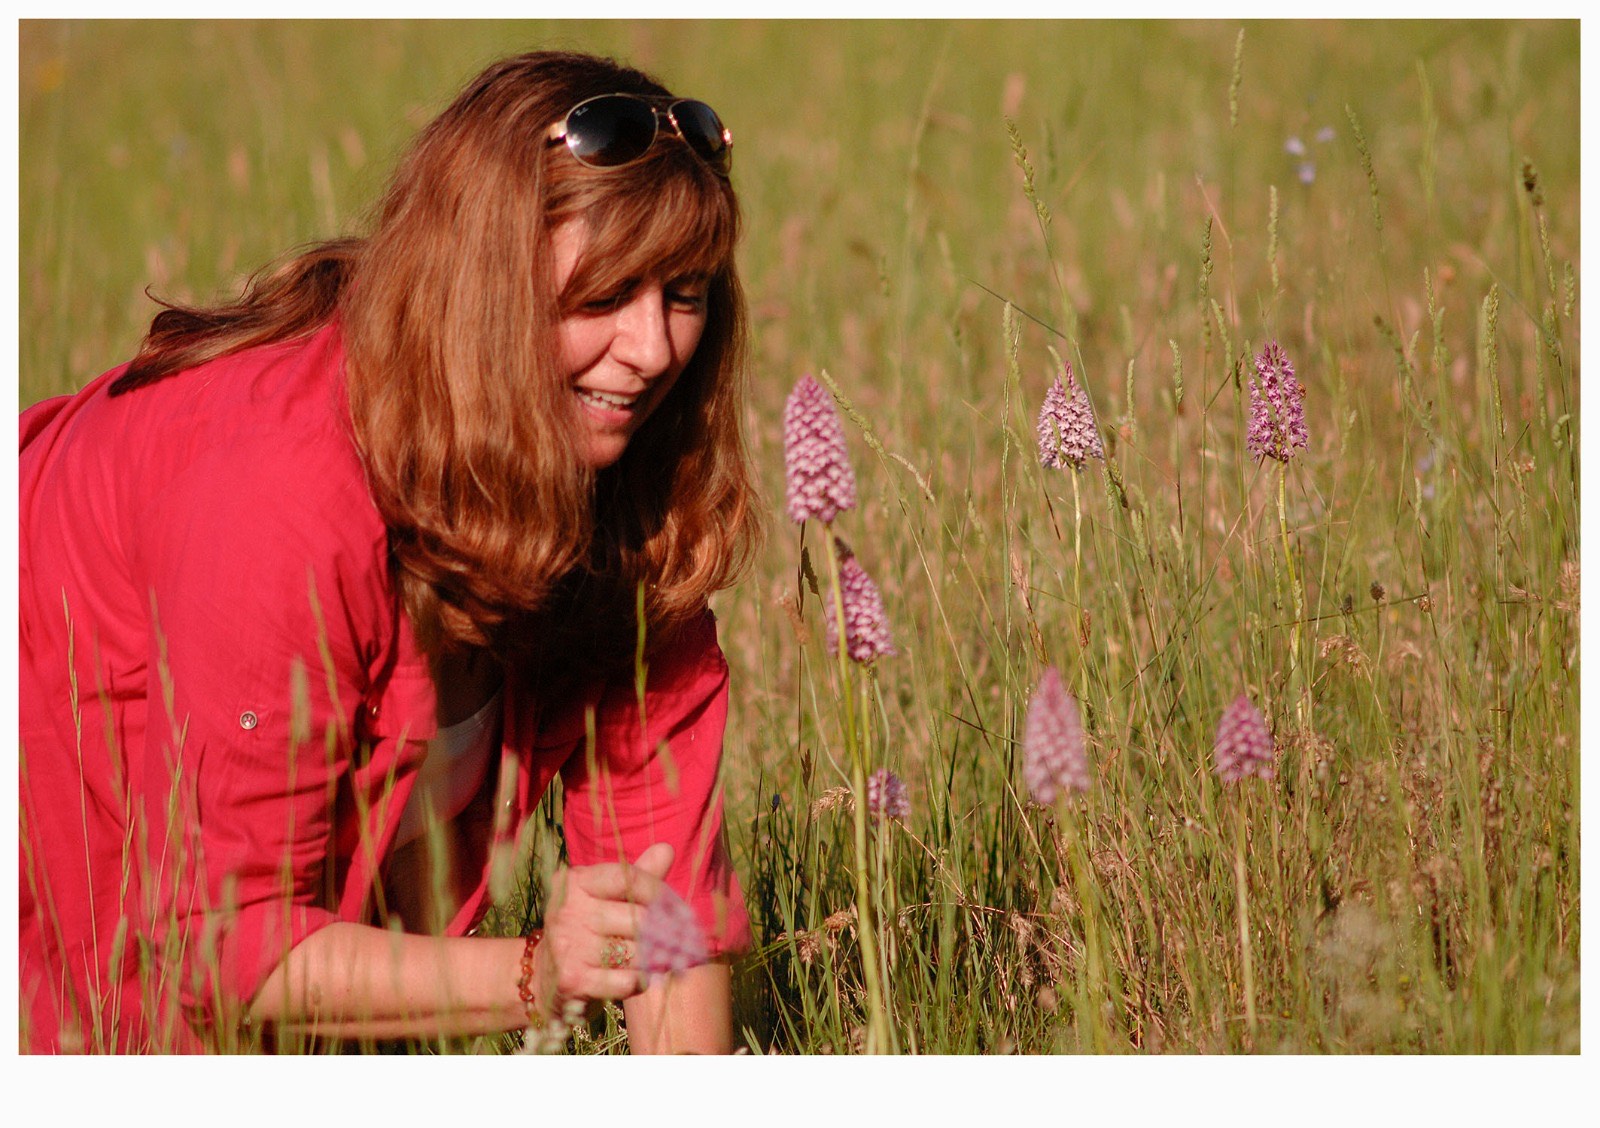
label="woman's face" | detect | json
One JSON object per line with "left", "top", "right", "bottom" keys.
{"left": 553, "top": 220, "right": 710, "bottom": 469}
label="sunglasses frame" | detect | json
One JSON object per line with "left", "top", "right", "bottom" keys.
{"left": 546, "top": 93, "right": 733, "bottom": 177}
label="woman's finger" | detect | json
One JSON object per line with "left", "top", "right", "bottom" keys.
{"left": 569, "top": 859, "right": 667, "bottom": 905}
{"left": 586, "top": 901, "right": 645, "bottom": 939}
{"left": 588, "top": 967, "right": 647, "bottom": 1001}
{"left": 549, "top": 956, "right": 646, "bottom": 1005}
{"left": 632, "top": 842, "right": 674, "bottom": 879}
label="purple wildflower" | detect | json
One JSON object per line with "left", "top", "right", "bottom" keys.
{"left": 784, "top": 375, "right": 857, "bottom": 525}
{"left": 1246, "top": 340, "right": 1308, "bottom": 463}
{"left": 1213, "top": 694, "right": 1275, "bottom": 784}
{"left": 636, "top": 886, "right": 709, "bottom": 977}
{"left": 825, "top": 540, "right": 896, "bottom": 664}
{"left": 866, "top": 768, "right": 910, "bottom": 821}
{"left": 1036, "top": 360, "right": 1103, "bottom": 470}
{"left": 1022, "top": 666, "right": 1090, "bottom": 805}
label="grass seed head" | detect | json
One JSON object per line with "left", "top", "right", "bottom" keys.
{"left": 783, "top": 375, "right": 857, "bottom": 525}
{"left": 1023, "top": 666, "right": 1090, "bottom": 804}
{"left": 810, "top": 786, "right": 852, "bottom": 817}
{"left": 1246, "top": 340, "right": 1308, "bottom": 463}
{"left": 1213, "top": 693, "right": 1276, "bottom": 784}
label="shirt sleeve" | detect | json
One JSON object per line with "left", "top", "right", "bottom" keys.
{"left": 557, "top": 610, "right": 751, "bottom": 958}
{"left": 135, "top": 430, "right": 393, "bottom": 1028}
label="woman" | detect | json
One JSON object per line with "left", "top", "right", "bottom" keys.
{"left": 19, "top": 49, "right": 760, "bottom": 1054}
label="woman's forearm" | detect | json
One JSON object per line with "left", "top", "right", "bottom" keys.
{"left": 249, "top": 922, "right": 529, "bottom": 1040}
{"left": 622, "top": 962, "right": 733, "bottom": 1054}
{"left": 252, "top": 923, "right": 735, "bottom": 1051}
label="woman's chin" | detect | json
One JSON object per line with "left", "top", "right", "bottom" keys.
{"left": 581, "top": 433, "right": 630, "bottom": 470}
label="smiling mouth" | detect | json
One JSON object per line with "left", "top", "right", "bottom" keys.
{"left": 575, "top": 387, "right": 641, "bottom": 413}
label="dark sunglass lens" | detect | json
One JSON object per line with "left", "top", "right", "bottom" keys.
{"left": 670, "top": 100, "right": 730, "bottom": 171}
{"left": 566, "top": 97, "right": 656, "bottom": 167}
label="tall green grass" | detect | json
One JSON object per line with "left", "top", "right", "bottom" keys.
{"left": 19, "top": 19, "right": 1579, "bottom": 1054}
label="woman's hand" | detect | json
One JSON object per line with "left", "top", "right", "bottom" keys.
{"left": 530, "top": 842, "right": 675, "bottom": 1021}
{"left": 247, "top": 842, "right": 684, "bottom": 1042}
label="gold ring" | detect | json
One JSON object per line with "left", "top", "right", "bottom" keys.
{"left": 600, "top": 936, "right": 631, "bottom": 969}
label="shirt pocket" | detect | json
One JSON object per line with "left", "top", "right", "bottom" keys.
{"left": 356, "top": 662, "right": 438, "bottom": 749}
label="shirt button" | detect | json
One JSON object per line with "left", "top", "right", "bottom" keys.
{"left": 239, "top": 711, "right": 259, "bottom": 730}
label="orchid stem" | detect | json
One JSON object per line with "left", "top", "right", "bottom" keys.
{"left": 1276, "top": 464, "right": 1307, "bottom": 730}
{"left": 1071, "top": 468, "right": 1088, "bottom": 705}
{"left": 1233, "top": 799, "right": 1258, "bottom": 1048}
{"left": 822, "top": 531, "right": 894, "bottom": 1054}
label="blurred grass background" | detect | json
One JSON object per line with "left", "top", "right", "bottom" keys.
{"left": 23, "top": 21, "right": 1579, "bottom": 406}
{"left": 19, "top": 20, "right": 1580, "bottom": 1054}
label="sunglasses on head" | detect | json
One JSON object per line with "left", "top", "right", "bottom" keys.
{"left": 546, "top": 93, "right": 732, "bottom": 177}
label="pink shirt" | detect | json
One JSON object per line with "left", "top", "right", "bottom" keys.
{"left": 18, "top": 323, "right": 749, "bottom": 1053}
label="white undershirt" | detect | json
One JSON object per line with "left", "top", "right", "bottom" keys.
{"left": 391, "top": 687, "right": 504, "bottom": 849}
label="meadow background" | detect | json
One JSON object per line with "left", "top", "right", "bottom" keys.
{"left": 18, "top": 19, "right": 1580, "bottom": 1055}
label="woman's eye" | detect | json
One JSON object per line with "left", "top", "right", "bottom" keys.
{"left": 575, "top": 281, "right": 705, "bottom": 315}
{"left": 666, "top": 287, "right": 708, "bottom": 311}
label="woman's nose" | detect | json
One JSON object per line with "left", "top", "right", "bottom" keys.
{"left": 611, "top": 284, "right": 674, "bottom": 377}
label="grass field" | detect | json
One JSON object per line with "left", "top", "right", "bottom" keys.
{"left": 18, "top": 19, "right": 1581, "bottom": 1056}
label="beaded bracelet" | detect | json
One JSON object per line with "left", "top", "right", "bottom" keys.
{"left": 517, "top": 929, "right": 544, "bottom": 1019}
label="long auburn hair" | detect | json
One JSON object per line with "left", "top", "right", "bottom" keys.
{"left": 112, "top": 51, "right": 761, "bottom": 677}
